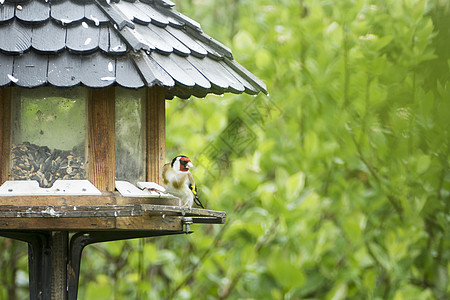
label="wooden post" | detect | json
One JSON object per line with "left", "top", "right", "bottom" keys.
{"left": 146, "top": 87, "right": 166, "bottom": 184}
{"left": 88, "top": 87, "right": 116, "bottom": 191}
{"left": 51, "top": 231, "right": 68, "bottom": 300}
{"left": 0, "top": 88, "right": 11, "bottom": 185}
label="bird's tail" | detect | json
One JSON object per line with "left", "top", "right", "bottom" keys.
{"left": 189, "top": 183, "right": 205, "bottom": 209}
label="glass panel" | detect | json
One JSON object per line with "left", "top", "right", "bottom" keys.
{"left": 10, "top": 87, "right": 87, "bottom": 187}
{"left": 115, "top": 87, "right": 145, "bottom": 183}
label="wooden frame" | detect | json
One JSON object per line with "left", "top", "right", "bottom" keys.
{"left": 0, "top": 88, "right": 11, "bottom": 185}
{"left": 88, "top": 87, "right": 116, "bottom": 191}
{"left": 0, "top": 194, "right": 225, "bottom": 231}
{"left": 1, "top": 86, "right": 166, "bottom": 192}
{"left": 146, "top": 86, "right": 166, "bottom": 184}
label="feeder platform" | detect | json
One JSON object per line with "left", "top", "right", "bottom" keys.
{"left": 0, "top": 193, "right": 225, "bottom": 300}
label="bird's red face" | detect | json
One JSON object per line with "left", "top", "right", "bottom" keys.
{"left": 179, "top": 156, "right": 194, "bottom": 172}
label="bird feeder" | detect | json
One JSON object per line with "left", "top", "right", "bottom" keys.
{"left": 0, "top": 0, "right": 266, "bottom": 299}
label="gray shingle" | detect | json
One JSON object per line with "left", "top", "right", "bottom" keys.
{"left": 32, "top": 21, "right": 66, "bottom": 53}
{"left": 81, "top": 52, "right": 116, "bottom": 88}
{"left": 15, "top": 0, "right": 49, "bottom": 23}
{"left": 0, "top": 2, "right": 14, "bottom": 23}
{"left": 13, "top": 51, "right": 48, "bottom": 87}
{"left": 0, "top": 20, "right": 32, "bottom": 53}
{"left": 66, "top": 22, "right": 100, "bottom": 53}
{"left": 0, "top": 53, "right": 13, "bottom": 86}
{"left": 51, "top": 0, "right": 85, "bottom": 25}
{"left": 48, "top": 52, "right": 82, "bottom": 87}
{"left": 0, "top": 0, "right": 266, "bottom": 98}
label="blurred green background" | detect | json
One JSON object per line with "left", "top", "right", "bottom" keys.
{"left": 1, "top": 0, "right": 449, "bottom": 299}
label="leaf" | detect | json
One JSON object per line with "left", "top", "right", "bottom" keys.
{"left": 267, "top": 252, "right": 304, "bottom": 289}
{"left": 286, "top": 171, "right": 306, "bottom": 200}
{"left": 326, "top": 282, "right": 348, "bottom": 300}
{"left": 415, "top": 154, "right": 431, "bottom": 175}
{"left": 368, "top": 242, "right": 392, "bottom": 272}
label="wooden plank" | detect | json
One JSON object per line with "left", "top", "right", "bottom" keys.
{"left": 88, "top": 87, "right": 116, "bottom": 191}
{"left": 32, "top": 21, "right": 66, "bottom": 53}
{"left": 0, "top": 217, "right": 116, "bottom": 230}
{"left": 0, "top": 192, "right": 181, "bottom": 207}
{"left": 0, "top": 194, "right": 116, "bottom": 207}
{"left": 115, "top": 215, "right": 182, "bottom": 231}
{"left": 0, "top": 205, "right": 144, "bottom": 218}
{"left": 15, "top": 0, "right": 50, "bottom": 23}
{"left": 0, "top": 88, "right": 11, "bottom": 185}
{"left": 146, "top": 86, "right": 166, "bottom": 184}
{"left": 141, "top": 204, "right": 227, "bottom": 219}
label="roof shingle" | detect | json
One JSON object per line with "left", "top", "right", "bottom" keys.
{"left": 0, "top": 0, "right": 267, "bottom": 98}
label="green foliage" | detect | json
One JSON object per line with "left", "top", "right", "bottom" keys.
{"left": 0, "top": 0, "right": 449, "bottom": 299}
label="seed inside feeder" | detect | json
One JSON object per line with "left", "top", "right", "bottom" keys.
{"left": 10, "top": 142, "right": 86, "bottom": 188}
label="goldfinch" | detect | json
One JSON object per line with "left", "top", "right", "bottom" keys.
{"left": 161, "top": 155, "right": 204, "bottom": 209}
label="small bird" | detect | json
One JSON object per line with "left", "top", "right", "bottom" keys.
{"left": 160, "top": 155, "right": 204, "bottom": 209}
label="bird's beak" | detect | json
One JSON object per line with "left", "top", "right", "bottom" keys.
{"left": 187, "top": 162, "right": 195, "bottom": 169}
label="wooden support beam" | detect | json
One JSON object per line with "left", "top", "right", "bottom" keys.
{"left": 0, "top": 88, "right": 11, "bottom": 185}
{"left": 88, "top": 88, "right": 115, "bottom": 191}
{"left": 146, "top": 86, "right": 166, "bottom": 184}
{"left": 51, "top": 231, "right": 68, "bottom": 300}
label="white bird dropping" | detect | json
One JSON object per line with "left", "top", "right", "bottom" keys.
{"left": 61, "top": 19, "right": 72, "bottom": 25}
{"left": 7, "top": 74, "right": 18, "bottom": 83}
{"left": 90, "top": 15, "right": 100, "bottom": 26}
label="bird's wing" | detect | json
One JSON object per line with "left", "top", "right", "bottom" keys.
{"left": 188, "top": 172, "right": 204, "bottom": 208}
{"left": 161, "top": 163, "right": 174, "bottom": 186}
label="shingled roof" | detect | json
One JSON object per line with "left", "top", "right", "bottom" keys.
{"left": 0, "top": 0, "right": 267, "bottom": 99}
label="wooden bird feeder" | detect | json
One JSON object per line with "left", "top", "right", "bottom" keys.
{"left": 0, "top": 0, "right": 266, "bottom": 299}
